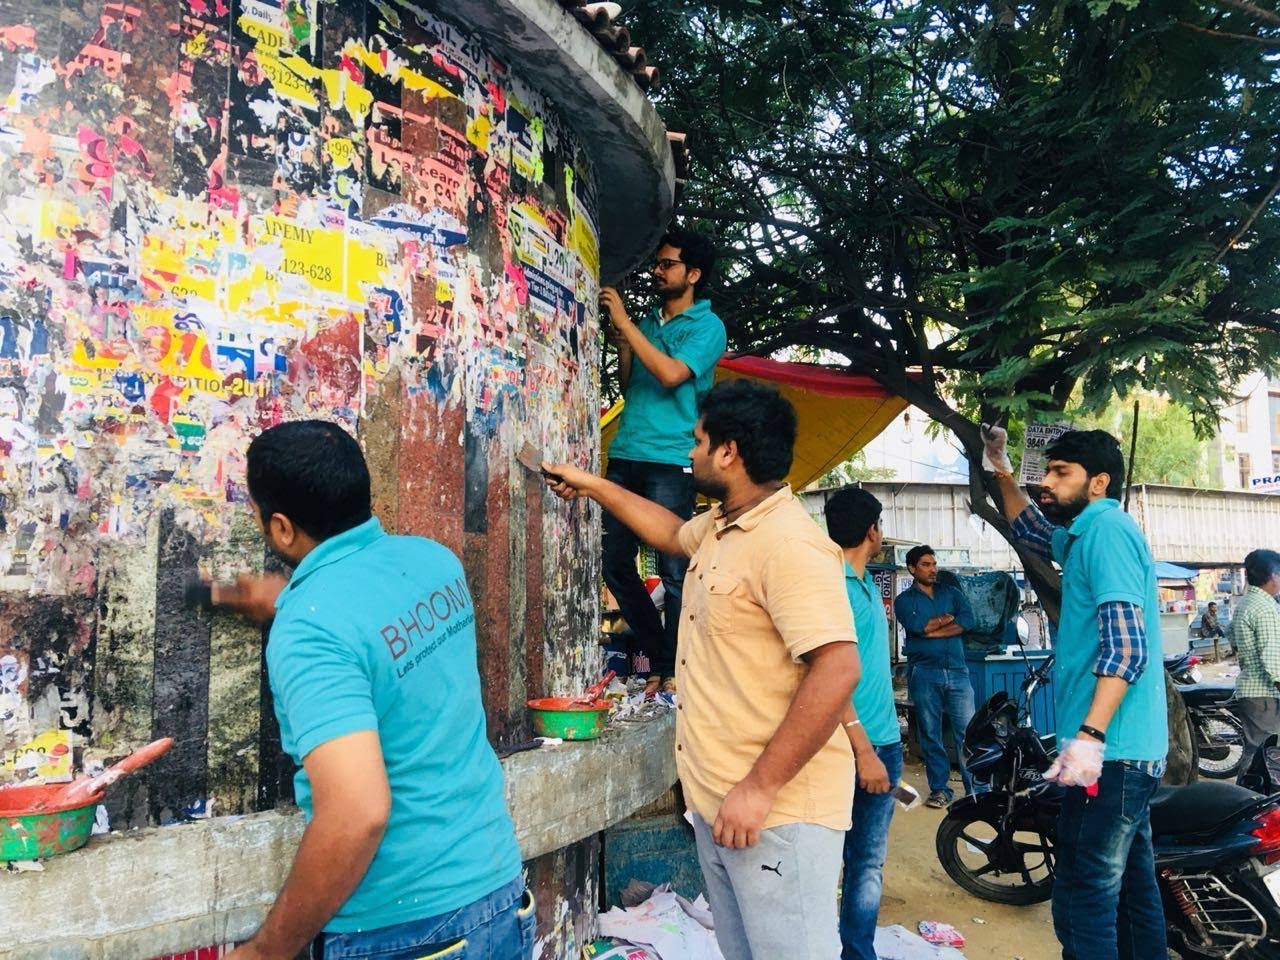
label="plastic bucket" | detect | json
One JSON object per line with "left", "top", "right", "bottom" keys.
{"left": 527, "top": 698, "right": 611, "bottom": 740}
{"left": 0, "top": 784, "right": 98, "bottom": 861}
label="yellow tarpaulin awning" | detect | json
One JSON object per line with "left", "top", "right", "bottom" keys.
{"left": 601, "top": 355, "right": 909, "bottom": 490}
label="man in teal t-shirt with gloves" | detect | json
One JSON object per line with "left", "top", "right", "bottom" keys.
{"left": 600, "top": 227, "right": 726, "bottom": 696}
{"left": 825, "top": 487, "right": 902, "bottom": 960}
{"left": 213, "top": 420, "right": 529, "bottom": 960}
{"left": 986, "top": 425, "right": 1167, "bottom": 960}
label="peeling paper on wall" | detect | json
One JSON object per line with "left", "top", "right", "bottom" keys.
{"left": 0, "top": 0, "right": 603, "bottom": 792}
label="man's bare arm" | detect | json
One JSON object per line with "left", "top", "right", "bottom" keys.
{"left": 841, "top": 701, "right": 890, "bottom": 794}
{"left": 617, "top": 342, "right": 633, "bottom": 393}
{"left": 600, "top": 286, "right": 691, "bottom": 388}
{"left": 1080, "top": 676, "right": 1130, "bottom": 742}
{"left": 544, "top": 463, "right": 687, "bottom": 556}
{"left": 210, "top": 573, "right": 288, "bottom": 623}
{"left": 714, "top": 642, "right": 859, "bottom": 847}
{"left": 229, "top": 731, "right": 389, "bottom": 960}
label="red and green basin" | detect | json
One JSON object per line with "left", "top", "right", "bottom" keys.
{"left": 0, "top": 784, "right": 98, "bottom": 861}
{"left": 527, "top": 698, "right": 611, "bottom": 740}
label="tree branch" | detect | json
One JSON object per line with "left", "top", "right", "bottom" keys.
{"left": 1213, "top": 0, "right": 1280, "bottom": 27}
{"left": 1214, "top": 166, "right": 1280, "bottom": 264}
{"left": 1177, "top": 20, "right": 1280, "bottom": 44}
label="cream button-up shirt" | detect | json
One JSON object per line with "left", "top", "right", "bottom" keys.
{"left": 675, "top": 485, "right": 858, "bottom": 831}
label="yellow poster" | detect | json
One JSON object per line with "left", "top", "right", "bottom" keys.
{"left": 3, "top": 729, "right": 74, "bottom": 783}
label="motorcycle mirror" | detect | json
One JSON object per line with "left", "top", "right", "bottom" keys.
{"left": 1016, "top": 616, "right": 1030, "bottom": 645}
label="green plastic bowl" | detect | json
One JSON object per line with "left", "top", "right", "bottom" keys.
{"left": 527, "top": 698, "right": 611, "bottom": 740}
{"left": 0, "top": 784, "right": 97, "bottom": 861}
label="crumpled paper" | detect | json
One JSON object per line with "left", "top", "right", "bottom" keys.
{"left": 875, "top": 924, "right": 967, "bottom": 960}
{"left": 598, "top": 884, "right": 724, "bottom": 960}
{"left": 605, "top": 677, "right": 673, "bottom": 724}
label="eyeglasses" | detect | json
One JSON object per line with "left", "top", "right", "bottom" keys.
{"left": 652, "top": 258, "right": 685, "bottom": 272}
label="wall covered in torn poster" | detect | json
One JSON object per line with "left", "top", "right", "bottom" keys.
{"left": 0, "top": 0, "right": 604, "bottom": 842}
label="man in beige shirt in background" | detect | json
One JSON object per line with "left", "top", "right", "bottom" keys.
{"left": 547, "top": 378, "right": 860, "bottom": 960}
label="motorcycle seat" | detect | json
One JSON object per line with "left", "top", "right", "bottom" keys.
{"left": 1150, "top": 781, "right": 1265, "bottom": 842}
{"left": 1177, "top": 682, "right": 1236, "bottom": 706}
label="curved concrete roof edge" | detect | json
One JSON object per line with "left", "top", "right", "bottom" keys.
{"left": 444, "top": 0, "right": 677, "bottom": 283}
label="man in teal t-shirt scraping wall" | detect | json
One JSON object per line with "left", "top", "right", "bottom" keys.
{"left": 600, "top": 227, "right": 727, "bottom": 696}
{"left": 213, "top": 421, "right": 529, "bottom": 960}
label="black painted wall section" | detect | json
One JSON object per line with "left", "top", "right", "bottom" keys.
{"left": 149, "top": 509, "right": 211, "bottom": 822}
{"left": 464, "top": 420, "right": 490, "bottom": 535}
{"left": 256, "top": 552, "right": 295, "bottom": 809}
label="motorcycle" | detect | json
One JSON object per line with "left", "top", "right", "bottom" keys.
{"left": 936, "top": 654, "right": 1280, "bottom": 958}
{"left": 1180, "top": 682, "right": 1249, "bottom": 781}
{"left": 1164, "top": 652, "right": 1247, "bottom": 779}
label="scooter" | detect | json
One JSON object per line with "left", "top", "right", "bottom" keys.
{"left": 936, "top": 654, "right": 1280, "bottom": 958}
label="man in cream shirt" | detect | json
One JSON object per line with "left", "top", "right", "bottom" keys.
{"left": 547, "top": 379, "right": 859, "bottom": 960}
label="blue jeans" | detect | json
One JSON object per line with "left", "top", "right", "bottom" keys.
{"left": 312, "top": 876, "right": 534, "bottom": 960}
{"left": 602, "top": 458, "right": 696, "bottom": 679}
{"left": 839, "top": 742, "right": 903, "bottom": 960}
{"left": 907, "top": 666, "right": 975, "bottom": 797}
{"left": 1052, "top": 761, "right": 1166, "bottom": 960}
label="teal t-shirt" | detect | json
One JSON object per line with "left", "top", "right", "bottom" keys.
{"left": 266, "top": 517, "right": 522, "bottom": 933}
{"left": 609, "top": 299, "right": 726, "bottom": 466}
{"left": 845, "top": 563, "right": 901, "bottom": 747}
{"left": 1050, "top": 499, "right": 1167, "bottom": 762}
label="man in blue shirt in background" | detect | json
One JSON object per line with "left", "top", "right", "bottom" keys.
{"left": 826, "top": 488, "right": 902, "bottom": 960}
{"left": 986, "top": 425, "right": 1167, "bottom": 960}
{"left": 214, "top": 421, "right": 528, "bottom": 960}
{"left": 600, "top": 227, "right": 727, "bottom": 696}
{"left": 894, "top": 544, "right": 975, "bottom": 807}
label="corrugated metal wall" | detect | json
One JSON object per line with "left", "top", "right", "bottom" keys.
{"left": 804, "top": 482, "right": 1280, "bottom": 567}
{"left": 1129, "top": 485, "right": 1280, "bottom": 564}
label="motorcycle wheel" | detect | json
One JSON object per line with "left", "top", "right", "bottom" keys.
{"left": 935, "top": 810, "right": 1055, "bottom": 905}
{"left": 1196, "top": 714, "right": 1246, "bottom": 780}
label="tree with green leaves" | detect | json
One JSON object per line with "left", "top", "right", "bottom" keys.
{"left": 626, "top": 0, "right": 1280, "bottom": 623}
{"left": 1076, "top": 395, "right": 1222, "bottom": 488}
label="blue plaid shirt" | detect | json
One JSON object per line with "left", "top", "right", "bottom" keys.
{"left": 1011, "top": 504, "right": 1150, "bottom": 685}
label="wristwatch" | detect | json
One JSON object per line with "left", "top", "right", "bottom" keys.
{"left": 1078, "top": 724, "right": 1107, "bottom": 743}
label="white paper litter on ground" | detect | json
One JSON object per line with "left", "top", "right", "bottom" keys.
{"left": 598, "top": 885, "right": 725, "bottom": 960}
{"left": 875, "top": 924, "right": 967, "bottom": 960}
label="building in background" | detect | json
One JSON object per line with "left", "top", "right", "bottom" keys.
{"left": 857, "top": 408, "right": 970, "bottom": 483}
{"left": 1216, "top": 373, "right": 1280, "bottom": 493}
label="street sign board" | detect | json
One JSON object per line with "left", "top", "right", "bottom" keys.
{"left": 1249, "top": 474, "right": 1280, "bottom": 495}
{"left": 1019, "top": 422, "right": 1074, "bottom": 486}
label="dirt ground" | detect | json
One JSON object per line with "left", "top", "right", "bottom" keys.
{"left": 877, "top": 753, "right": 1058, "bottom": 960}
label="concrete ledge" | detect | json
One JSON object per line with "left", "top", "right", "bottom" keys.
{"left": 0, "top": 714, "right": 676, "bottom": 959}
{"left": 446, "top": 0, "right": 676, "bottom": 282}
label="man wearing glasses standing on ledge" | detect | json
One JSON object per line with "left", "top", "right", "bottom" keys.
{"left": 600, "top": 228, "right": 727, "bottom": 698}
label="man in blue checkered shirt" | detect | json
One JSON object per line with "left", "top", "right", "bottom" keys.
{"left": 984, "top": 426, "right": 1167, "bottom": 960}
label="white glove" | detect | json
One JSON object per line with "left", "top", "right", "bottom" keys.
{"left": 981, "top": 423, "right": 1013, "bottom": 474}
{"left": 1045, "top": 738, "right": 1105, "bottom": 788}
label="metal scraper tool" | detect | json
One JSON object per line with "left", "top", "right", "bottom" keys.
{"left": 516, "top": 442, "right": 563, "bottom": 482}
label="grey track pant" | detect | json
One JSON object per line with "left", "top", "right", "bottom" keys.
{"left": 690, "top": 810, "right": 844, "bottom": 960}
